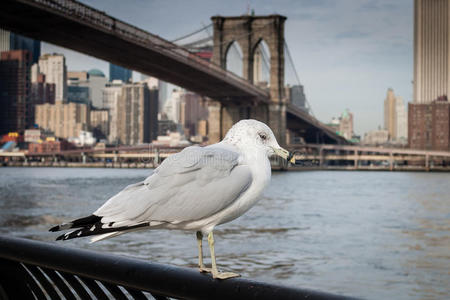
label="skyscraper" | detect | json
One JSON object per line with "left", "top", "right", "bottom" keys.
{"left": 38, "top": 54, "right": 67, "bottom": 102}
{"left": 0, "top": 50, "right": 31, "bottom": 134}
{"left": 116, "top": 82, "right": 158, "bottom": 145}
{"left": 109, "top": 64, "right": 132, "bottom": 82}
{"left": 409, "top": 0, "right": 450, "bottom": 150}
{"left": 413, "top": 0, "right": 450, "bottom": 103}
{"left": 384, "top": 88, "right": 397, "bottom": 138}
{"left": 103, "top": 80, "right": 123, "bottom": 143}
{"left": 384, "top": 88, "right": 408, "bottom": 142}
{"left": 0, "top": 29, "right": 40, "bottom": 64}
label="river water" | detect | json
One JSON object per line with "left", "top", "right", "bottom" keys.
{"left": 0, "top": 167, "right": 448, "bottom": 299}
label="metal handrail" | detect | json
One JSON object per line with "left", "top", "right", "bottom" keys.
{"left": 0, "top": 235, "right": 357, "bottom": 300}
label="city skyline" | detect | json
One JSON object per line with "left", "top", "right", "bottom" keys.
{"left": 41, "top": 0, "right": 413, "bottom": 135}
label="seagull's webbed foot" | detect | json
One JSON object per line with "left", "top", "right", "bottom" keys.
{"left": 212, "top": 270, "right": 240, "bottom": 280}
{"left": 198, "top": 266, "right": 212, "bottom": 273}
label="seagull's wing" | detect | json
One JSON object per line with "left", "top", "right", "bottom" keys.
{"left": 94, "top": 145, "right": 252, "bottom": 227}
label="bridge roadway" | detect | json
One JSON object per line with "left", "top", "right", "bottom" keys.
{"left": 1, "top": 0, "right": 347, "bottom": 144}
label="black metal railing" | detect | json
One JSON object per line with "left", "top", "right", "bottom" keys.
{"left": 0, "top": 236, "right": 358, "bottom": 299}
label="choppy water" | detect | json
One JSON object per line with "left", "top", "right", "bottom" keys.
{"left": 0, "top": 167, "right": 449, "bottom": 299}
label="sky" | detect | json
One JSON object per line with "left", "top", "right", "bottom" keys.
{"left": 42, "top": 0, "right": 413, "bottom": 135}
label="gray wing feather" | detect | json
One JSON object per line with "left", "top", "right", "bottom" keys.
{"left": 94, "top": 145, "right": 252, "bottom": 226}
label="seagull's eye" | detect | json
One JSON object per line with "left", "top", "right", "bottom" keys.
{"left": 259, "top": 133, "right": 267, "bottom": 141}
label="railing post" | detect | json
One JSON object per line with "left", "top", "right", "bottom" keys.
{"left": 354, "top": 149, "right": 358, "bottom": 170}
{"left": 389, "top": 152, "right": 394, "bottom": 171}
{"left": 319, "top": 146, "right": 324, "bottom": 168}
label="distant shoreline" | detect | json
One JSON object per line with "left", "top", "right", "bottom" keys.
{"left": 2, "top": 161, "right": 450, "bottom": 172}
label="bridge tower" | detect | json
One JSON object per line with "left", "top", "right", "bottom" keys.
{"left": 208, "top": 15, "right": 287, "bottom": 145}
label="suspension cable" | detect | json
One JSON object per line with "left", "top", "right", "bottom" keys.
{"left": 171, "top": 23, "right": 213, "bottom": 43}
{"left": 284, "top": 41, "right": 315, "bottom": 116}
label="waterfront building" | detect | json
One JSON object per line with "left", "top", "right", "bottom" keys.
{"left": 339, "top": 109, "right": 353, "bottom": 140}
{"left": 116, "top": 82, "right": 158, "bottom": 145}
{"left": 0, "top": 50, "right": 31, "bottom": 134}
{"left": 38, "top": 53, "right": 67, "bottom": 102}
{"left": 362, "top": 129, "right": 389, "bottom": 145}
{"left": 0, "top": 28, "right": 40, "bottom": 64}
{"left": 409, "top": 97, "right": 450, "bottom": 150}
{"left": 109, "top": 63, "right": 132, "bottom": 83}
{"left": 35, "top": 102, "right": 90, "bottom": 140}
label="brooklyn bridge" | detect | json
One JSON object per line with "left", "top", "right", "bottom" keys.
{"left": 0, "top": 0, "right": 348, "bottom": 145}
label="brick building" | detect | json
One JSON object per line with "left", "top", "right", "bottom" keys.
{"left": 28, "top": 139, "right": 75, "bottom": 153}
{"left": 409, "top": 97, "right": 450, "bottom": 150}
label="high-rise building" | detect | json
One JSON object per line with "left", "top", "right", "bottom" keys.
{"left": 67, "top": 69, "right": 107, "bottom": 107}
{"left": 0, "top": 50, "right": 31, "bottom": 134}
{"left": 29, "top": 73, "right": 56, "bottom": 128}
{"left": 90, "top": 109, "right": 109, "bottom": 140}
{"left": 287, "top": 85, "right": 308, "bottom": 113}
{"left": 163, "top": 89, "right": 183, "bottom": 122}
{"left": 87, "top": 69, "right": 108, "bottom": 108}
{"left": 384, "top": 88, "right": 397, "bottom": 138}
{"left": 413, "top": 0, "right": 450, "bottom": 104}
{"left": 384, "top": 88, "right": 408, "bottom": 142}
{"left": 395, "top": 96, "right": 408, "bottom": 141}
{"left": 0, "top": 28, "right": 40, "bottom": 64}
{"left": 109, "top": 64, "right": 132, "bottom": 83}
{"left": 38, "top": 54, "right": 67, "bottom": 102}
{"left": 102, "top": 80, "right": 123, "bottom": 143}
{"left": 116, "top": 82, "right": 158, "bottom": 145}
{"left": 67, "top": 71, "right": 90, "bottom": 105}
{"left": 179, "top": 92, "right": 208, "bottom": 137}
{"left": 35, "top": 102, "right": 90, "bottom": 139}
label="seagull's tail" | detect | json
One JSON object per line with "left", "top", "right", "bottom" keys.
{"left": 49, "top": 214, "right": 102, "bottom": 232}
{"left": 49, "top": 214, "right": 151, "bottom": 242}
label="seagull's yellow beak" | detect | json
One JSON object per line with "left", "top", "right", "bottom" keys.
{"left": 273, "top": 147, "right": 296, "bottom": 164}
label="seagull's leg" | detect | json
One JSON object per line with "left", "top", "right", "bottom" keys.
{"left": 207, "top": 231, "right": 240, "bottom": 279}
{"left": 197, "top": 231, "right": 211, "bottom": 273}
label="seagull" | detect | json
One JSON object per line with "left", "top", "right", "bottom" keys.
{"left": 50, "top": 119, "right": 293, "bottom": 279}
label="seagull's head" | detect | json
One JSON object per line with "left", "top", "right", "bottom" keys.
{"left": 223, "top": 119, "right": 294, "bottom": 162}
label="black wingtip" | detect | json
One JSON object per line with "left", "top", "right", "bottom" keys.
{"left": 55, "top": 233, "right": 65, "bottom": 241}
{"left": 49, "top": 225, "right": 60, "bottom": 232}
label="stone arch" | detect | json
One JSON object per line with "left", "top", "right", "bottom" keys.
{"left": 224, "top": 40, "right": 243, "bottom": 77}
{"left": 211, "top": 14, "right": 286, "bottom": 103}
{"left": 251, "top": 38, "right": 271, "bottom": 86}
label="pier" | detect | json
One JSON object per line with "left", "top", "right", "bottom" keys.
{"left": 1, "top": 144, "right": 450, "bottom": 171}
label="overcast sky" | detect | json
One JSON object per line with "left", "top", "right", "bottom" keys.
{"left": 42, "top": 0, "right": 413, "bottom": 135}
